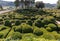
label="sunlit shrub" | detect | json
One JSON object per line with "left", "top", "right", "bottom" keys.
{"left": 11, "top": 32, "right": 22, "bottom": 40}
{"left": 21, "top": 23, "right": 33, "bottom": 33}
{"left": 33, "top": 28, "right": 43, "bottom": 36}
{"left": 47, "top": 23, "right": 57, "bottom": 31}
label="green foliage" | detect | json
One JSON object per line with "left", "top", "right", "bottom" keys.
{"left": 21, "top": 23, "right": 33, "bottom": 33}
{"left": 11, "top": 32, "right": 22, "bottom": 40}
{"left": 14, "top": 0, "right": 20, "bottom": 8}
{"left": 27, "top": 20, "right": 33, "bottom": 26}
{"left": 42, "top": 16, "right": 55, "bottom": 25}
{"left": 47, "top": 23, "right": 57, "bottom": 31}
{"left": 41, "top": 33, "right": 55, "bottom": 40}
{"left": 14, "top": 26, "right": 22, "bottom": 33}
{"left": 22, "top": 33, "right": 35, "bottom": 38}
{"left": 0, "top": 25, "right": 8, "bottom": 31}
{"left": 15, "top": 20, "right": 21, "bottom": 26}
{"left": 57, "top": 0, "right": 60, "bottom": 9}
{"left": 0, "top": 28, "right": 10, "bottom": 38}
{"left": 4, "top": 20, "right": 12, "bottom": 27}
{"left": 33, "top": 28, "right": 43, "bottom": 36}
{"left": 46, "top": 27, "right": 53, "bottom": 32}
{"left": 0, "top": 33, "right": 3, "bottom": 38}
{"left": 35, "top": 1, "right": 45, "bottom": 9}
{"left": 35, "top": 20, "right": 43, "bottom": 27}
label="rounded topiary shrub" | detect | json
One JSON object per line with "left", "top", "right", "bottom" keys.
{"left": 0, "top": 33, "right": 3, "bottom": 38}
{"left": 27, "top": 20, "right": 33, "bottom": 26}
{"left": 42, "top": 16, "right": 55, "bottom": 25}
{"left": 4, "top": 20, "right": 12, "bottom": 27}
{"left": 15, "top": 20, "right": 21, "bottom": 26}
{"left": 0, "top": 25, "right": 7, "bottom": 31}
{"left": 11, "top": 32, "right": 22, "bottom": 40}
{"left": 47, "top": 23, "right": 57, "bottom": 31}
{"left": 14, "top": 26, "right": 22, "bottom": 33}
{"left": 41, "top": 33, "right": 55, "bottom": 40}
{"left": 46, "top": 27, "right": 53, "bottom": 32}
{"left": 35, "top": 20, "right": 43, "bottom": 27}
{"left": 21, "top": 23, "right": 33, "bottom": 33}
{"left": 33, "top": 28, "right": 43, "bottom": 36}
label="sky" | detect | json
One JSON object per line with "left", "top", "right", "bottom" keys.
{"left": 3, "top": 0, "right": 58, "bottom": 4}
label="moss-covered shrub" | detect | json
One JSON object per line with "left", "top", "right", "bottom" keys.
{"left": 33, "top": 28, "right": 43, "bottom": 36}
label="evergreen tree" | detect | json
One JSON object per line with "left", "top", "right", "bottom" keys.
{"left": 57, "top": 0, "right": 60, "bottom": 9}
{"left": 35, "top": 1, "right": 45, "bottom": 9}
{"left": 14, "top": 0, "right": 20, "bottom": 9}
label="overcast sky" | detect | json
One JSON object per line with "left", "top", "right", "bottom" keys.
{"left": 3, "top": 0, "right": 58, "bottom": 4}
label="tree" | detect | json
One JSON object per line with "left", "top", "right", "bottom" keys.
{"left": 21, "top": 0, "right": 24, "bottom": 8}
{"left": 24, "top": 1, "right": 30, "bottom": 9}
{"left": 57, "top": 0, "right": 60, "bottom": 9}
{"left": 14, "top": 0, "right": 20, "bottom": 9}
{"left": 0, "top": 5, "right": 3, "bottom": 10}
{"left": 35, "top": 1, "right": 45, "bottom": 9}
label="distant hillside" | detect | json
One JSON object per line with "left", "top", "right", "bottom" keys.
{"left": 0, "top": 0, "right": 15, "bottom": 6}
{"left": 45, "top": 3, "right": 56, "bottom": 8}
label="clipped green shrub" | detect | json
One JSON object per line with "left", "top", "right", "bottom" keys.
{"left": 47, "top": 23, "right": 57, "bottom": 31}
{"left": 0, "top": 25, "right": 7, "bottom": 31}
{"left": 21, "top": 23, "right": 33, "bottom": 33}
{"left": 41, "top": 33, "right": 55, "bottom": 40}
{"left": 15, "top": 20, "right": 21, "bottom": 26}
{"left": 42, "top": 16, "right": 55, "bottom": 25}
{"left": 33, "top": 28, "right": 43, "bottom": 36}
{"left": 14, "top": 26, "right": 22, "bottom": 33}
{"left": 4, "top": 20, "right": 12, "bottom": 27}
{"left": 46, "top": 27, "right": 53, "bottom": 32}
{"left": 0, "top": 33, "right": 3, "bottom": 38}
{"left": 11, "top": 32, "right": 22, "bottom": 40}
{"left": 27, "top": 20, "right": 33, "bottom": 26}
{"left": 0, "top": 28, "right": 10, "bottom": 38}
{"left": 35, "top": 20, "right": 43, "bottom": 27}
{"left": 22, "top": 33, "right": 35, "bottom": 39}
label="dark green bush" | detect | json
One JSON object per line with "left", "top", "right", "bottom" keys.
{"left": 21, "top": 23, "right": 33, "bottom": 33}
{"left": 14, "top": 26, "right": 22, "bottom": 33}
{"left": 42, "top": 16, "right": 55, "bottom": 25}
{"left": 27, "top": 20, "right": 33, "bottom": 26}
{"left": 0, "top": 33, "right": 3, "bottom": 38}
{"left": 33, "top": 28, "right": 43, "bottom": 36}
{"left": 11, "top": 32, "right": 22, "bottom": 40}
{"left": 4, "top": 20, "right": 12, "bottom": 27}
{"left": 35, "top": 20, "right": 43, "bottom": 27}
{"left": 15, "top": 20, "right": 21, "bottom": 26}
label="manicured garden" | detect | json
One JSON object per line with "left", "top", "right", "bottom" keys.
{"left": 0, "top": 9, "right": 60, "bottom": 41}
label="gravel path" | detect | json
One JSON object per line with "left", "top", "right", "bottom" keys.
{"left": 56, "top": 21, "right": 60, "bottom": 24}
